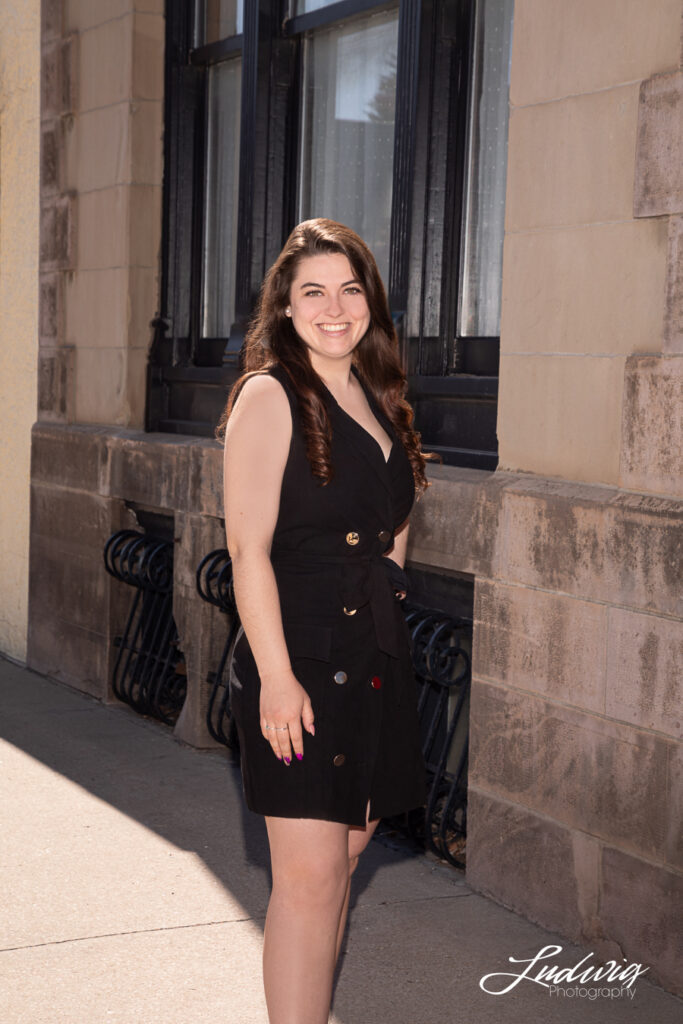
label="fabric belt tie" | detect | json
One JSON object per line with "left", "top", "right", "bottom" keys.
{"left": 270, "top": 548, "right": 403, "bottom": 658}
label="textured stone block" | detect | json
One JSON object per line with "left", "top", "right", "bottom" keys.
{"left": 497, "top": 352, "right": 625, "bottom": 484}
{"left": 664, "top": 215, "right": 683, "bottom": 353}
{"left": 408, "top": 465, "right": 511, "bottom": 579}
{"left": 64, "top": 103, "right": 130, "bottom": 191}
{"left": 506, "top": 85, "right": 639, "bottom": 231}
{"left": 466, "top": 788, "right": 593, "bottom": 941}
{"left": 501, "top": 219, "right": 668, "bottom": 356}
{"left": 106, "top": 433, "right": 193, "bottom": 511}
{"left": 41, "top": 37, "right": 74, "bottom": 118}
{"left": 130, "top": 99, "right": 163, "bottom": 185}
{"left": 510, "top": 0, "right": 683, "bottom": 107}
{"left": 188, "top": 440, "right": 225, "bottom": 520}
{"left": 473, "top": 579, "right": 607, "bottom": 714}
{"left": 605, "top": 606, "right": 683, "bottom": 739}
{"left": 40, "top": 122, "right": 61, "bottom": 193}
{"left": 42, "top": 0, "right": 64, "bottom": 42}
{"left": 65, "top": 268, "right": 128, "bottom": 349}
{"left": 501, "top": 478, "right": 683, "bottom": 617}
{"left": 634, "top": 71, "right": 683, "bottom": 217}
{"left": 470, "top": 680, "right": 676, "bottom": 866}
{"left": 620, "top": 355, "right": 683, "bottom": 495}
{"left": 132, "top": 13, "right": 164, "bottom": 101}
{"left": 128, "top": 184, "right": 162, "bottom": 267}
{"left": 37, "top": 345, "right": 74, "bottom": 420}
{"left": 78, "top": 15, "right": 131, "bottom": 112}
{"left": 30, "top": 421, "right": 108, "bottom": 493}
{"left": 601, "top": 846, "right": 683, "bottom": 997}
{"left": 76, "top": 186, "right": 127, "bottom": 270}
{"left": 39, "top": 273, "right": 64, "bottom": 342}
{"left": 40, "top": 197, "right": 75, "bottom": 270}
{"left": 26, "top": 612, "right": 108, "bottom": 699}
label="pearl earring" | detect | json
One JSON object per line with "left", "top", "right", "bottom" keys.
{"left": 285, "top": 307, "right": 292, "bottom": 317}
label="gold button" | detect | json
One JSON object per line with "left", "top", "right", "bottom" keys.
{"left": 345, "top": 531, "right": 360, "bottom": 545}
{"left": 333, "top": 670, "right": 348, "bottom": 685}
{"left": 378, "top": 529, "right": 391, "bottom": 543}
{"left": 343, "top": 606, "right": 357, "bottom": 616}
{"left": 333, "top": 753, "right": 346, "bottom": 767}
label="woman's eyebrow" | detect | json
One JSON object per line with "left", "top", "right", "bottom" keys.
{"left": 298, "top": 279, "right": 361, "bottom": 289}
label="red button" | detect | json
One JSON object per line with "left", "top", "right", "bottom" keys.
{"left": 371, "top": 675, "right": 382, "bottom": 689}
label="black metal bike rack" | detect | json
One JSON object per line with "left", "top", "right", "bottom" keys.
{"left": 103, "top": 529, "right": 187, "bottom": 725}
{"left": 196, "top": 548, "right": 471, "bottom": 869}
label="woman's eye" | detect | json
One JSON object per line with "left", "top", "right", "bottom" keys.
{"left": 345, "top": 287, "right": 362, "bottom": 294}
{"left": 304, "top": 290, "right": 322, "bottom": 297}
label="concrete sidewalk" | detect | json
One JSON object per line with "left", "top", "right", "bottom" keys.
{"left": 0, "top": 656, "right": 680, "bottom": 1024}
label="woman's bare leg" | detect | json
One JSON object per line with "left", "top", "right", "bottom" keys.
{"left": 334, "top": 800, "right": 381, "bottom": 965}
{"left": 263, "top": 815, "right": 351, "bottom": 1024}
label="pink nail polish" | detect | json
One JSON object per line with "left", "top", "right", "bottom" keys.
{"left": 296, "top": 752, "right": 303, "bottom": 760}
{"left": 284, "top": 756, "right": 290, "bottom": 765}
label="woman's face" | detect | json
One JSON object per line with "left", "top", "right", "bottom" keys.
{"left": 287, "top": 252, "right": 371, "bottom": 366}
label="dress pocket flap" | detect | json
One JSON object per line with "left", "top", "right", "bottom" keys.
{"left": 283, "top": 622, "right": 333, "bottom": 662}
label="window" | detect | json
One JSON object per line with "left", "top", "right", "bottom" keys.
{"left": 150, "top": 0, "right": 514, "bottom": 470}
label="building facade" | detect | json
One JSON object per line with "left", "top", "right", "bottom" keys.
{"left": 1, "top": 0, "right": 681, "bottom": 998}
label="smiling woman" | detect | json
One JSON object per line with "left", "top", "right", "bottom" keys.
{"left": 216, "top": 218, "right": 439, "bottom": 1024}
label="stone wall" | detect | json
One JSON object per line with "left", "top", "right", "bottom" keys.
{"left": 39, "top": 0, "right": 164, "bottom": 428}
{"left": 463, "top": 0, "right": 683, "bottom": 997}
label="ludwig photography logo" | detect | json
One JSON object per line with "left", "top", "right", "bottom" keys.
{"left": 479, "top": 943, "right": 650, "bottom": 1000}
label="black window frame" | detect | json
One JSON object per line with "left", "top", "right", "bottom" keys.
{"left": 149, "top": 0, "right": 503, "bottom": 469}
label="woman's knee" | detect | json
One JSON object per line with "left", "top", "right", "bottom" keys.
{"left": 272, "top": 852, "right": 350, "bottom": 905}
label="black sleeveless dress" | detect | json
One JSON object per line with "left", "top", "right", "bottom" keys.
{"left": 227, "top": 361, "right": 427, "bottom": 827}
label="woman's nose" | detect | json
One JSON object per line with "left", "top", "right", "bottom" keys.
{"left": 324, "top": 294, "right": 343, "bottom": 317}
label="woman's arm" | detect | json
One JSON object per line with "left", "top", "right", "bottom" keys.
{"left": 223, "top": 374, "right": 313, "bottom": 762}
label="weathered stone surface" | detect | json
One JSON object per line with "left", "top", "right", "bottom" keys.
{"left": 26, "top": 612, "right": 108, "bottom": 699}
{"left": 37, "top": 345, "right": 74, "bottom": 420}
{"left": 39, "top": 273, "right": 63, "bottom": 342}
{"left": 634, "top": 71, "right": 683, "bottom": 217}
{"left": 466, "top": 788, "right": 589, "bottom": 940}
{"left": 620, "top": 355, "right": 683, "bottom": 495}
{"left": 188, "top": 440, "right": 225, "bottom": 521}
{"left": 172, "top": 511, "right": 230, "bottom": 749}
{"left": 664, "top": 215, "right": 683, "bottom": 353}
{"left": 40, "top": 121, "right": 61, "bottom": 193}
{"left": 601, "top": 846, "right": 683, "bottom": 997}
{"left": 105, "top": 431, "right": 207, "bottom": 511}
{"left": 469, "top": 680, "right": 676, "bottom": 866}
{"left": 42, "top": 0, "right": 64, "bottom": 42}
{"left": 40, "top": 197, "right": 75, "bottom": 270}
{"left": 31, "top": 421, "right": 108, "bottom": 492}
{"left": 605, "top": 606, "right": 682, "bottom": 739}
{"left": 501, "top": 478, "right": 682, "bottom": 617}
{"left": 408, "top": 465, "right": 511, "bottom": 579}
{"left": 473, "top": 579, "right": 607, "bottom": 713}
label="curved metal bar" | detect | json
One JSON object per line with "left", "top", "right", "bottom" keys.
{"left": 105, "top": 528, "right": 186, "bottom": 725}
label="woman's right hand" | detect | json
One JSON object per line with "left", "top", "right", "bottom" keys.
{"left": 258, "top": 669, "right": 315, "bottom": 764}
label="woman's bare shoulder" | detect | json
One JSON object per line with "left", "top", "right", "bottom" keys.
{"left": 231, "top": 370, "right": 291, "bottom": 422}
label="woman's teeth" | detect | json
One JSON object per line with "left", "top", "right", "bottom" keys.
{"left": 317, "top": 324, "right": 349, "bottom": 334}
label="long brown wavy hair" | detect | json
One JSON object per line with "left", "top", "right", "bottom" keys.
{"left": 215, "top": 218, "right": 441, "bottom": 495}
